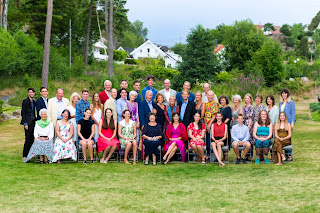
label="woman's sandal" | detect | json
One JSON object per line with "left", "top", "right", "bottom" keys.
{"left": 124, "top": 160, "right": 131, "bottom": 164}
{"left": 83, "top": 160, "right": 87, "bottom": 164}
{"left": 153, "top": 161, "right": 157, "bottom": 166}
{"left": 91, "top": 160, "right": 94, "bottom": 164}
{"left": 133, "top": 162, "right": 137, "bottom": 165}
{"left": 201, "top": 160, "right": 206, "bottom": 165}
{"left": 219, "top": 162, "right": 225, "bottom": 167}
{"left": 163, "top": 156, "right": 167, "bottom": 162}
{"left": 282, "top": 155, "right": 286, "bottom": 161}
{"left": 144, "top": 161, "right": 149, "bottom": 165}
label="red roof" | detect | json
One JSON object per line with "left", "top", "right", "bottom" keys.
{"left": 214, "top": 44, "right": 225, "bottom": 53}
{"left": 255, "top": 25, "right": 281, "bottom": 34}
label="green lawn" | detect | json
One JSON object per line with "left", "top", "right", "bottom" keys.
{"left": 1, "top": 109, "right": 320, "bottom": 212}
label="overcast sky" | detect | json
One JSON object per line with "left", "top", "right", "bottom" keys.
{"left": 126, "top": 0, "right": 320, "bottom": 47}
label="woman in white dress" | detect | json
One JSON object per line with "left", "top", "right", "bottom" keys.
{"left": 67, "top": 92, "right": 81, "bottom": 142}
{"left": 90, "top": 92, "right": 104, "bottom": 142}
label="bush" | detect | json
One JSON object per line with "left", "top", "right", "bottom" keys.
{"left": 217, "top": 71, "right": 233, "bottom": 82}
{"left": 113, "top": 50, "right": 127, "bottom": 61}
{"left": 71, "top": 55, "right": 85, "bottom": 76}
{"left": 273, "top": 78, "right": 311, "bottom": 93}
{"left": 124, "top": 58, "right": 137, "bottom": 65}
{"left": 49, "top": 48, "right": 71, "bottom": 81}
{"left": 310, "top": 103, "right": 320, "bottom": 113}
{"left": 0, "top": 100, "right": 4, "bottom": 114}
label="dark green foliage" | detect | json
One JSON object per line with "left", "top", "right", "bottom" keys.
{"left": 172, "top": 25, "right": 221, "bottom": 89}
{"left": 170, "top": 43, "right": 187, "bottom": 57}
{"left": 280, "top": 24, "right": 291, "bottom": 36}
{"left": 264, "top": 23, "right": 275, "bottom": 31}
{"left": 224, "top": 19, "right": 265, "bottom": 70}
{"left": 285, "top": 36, "right": 295, "bottom": 47}
{"left": 210, "top": 24, "right": 231, "bottom": 44}
{"left": 124, "top": 58, "right": 137, "bottom": 65}
{"left": 310, "top": 103, "right": 320, "bottom": 113}
{"left": 0, "top": 100, "right": 4, "bottom": 114}
{"left": 297, "top": 36, "right": 309, "bottom": 57}
{"left": 118, "top": 20, "right": 147, "bottom": 48}
{"left": 308, "top": 11, "right": 320, "bottom": 31}
{"left": 248, "top": 39, "right": 284, "bottom": 86}
{"left": 113, "top": 50, "right": 127, "bottom": 61}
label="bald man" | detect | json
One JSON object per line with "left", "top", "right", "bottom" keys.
{"left": 158, "top": 79, "right": 177, "bottom": 105}
{"left": 202, "top": 83, "right": 218, "bottom": 103}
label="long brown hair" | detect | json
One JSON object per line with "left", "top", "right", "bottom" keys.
{"left": 257, "top": 110, "right": 271, "bottom": 126}
{"left": 275, "top": 112, "right": 289, "bottom": 131}
{"left": 193, "top": 112, "right": 203, "bottom": 129}
{"left": 213, "top": 112, "right": 223, "bottom": 123}
{"left": 103, "top": 108, "right": 115, "bottom": 130}
{"left": 92, "top": 92, "right": 102, "bottom": 113}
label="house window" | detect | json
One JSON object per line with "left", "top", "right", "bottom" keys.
{"left": 147, "top": 48, "right": 150, "bottom": 53}
{"left": 140, "top": 49, "right": 142, "bottom": 52}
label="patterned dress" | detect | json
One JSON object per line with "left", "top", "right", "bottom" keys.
{"left": 119, "top": 119, "right": 136, "bottom": 145}
{"left": 273, "top": 128, "right": 291, "bottom": 163}
{"left": 126, "top": 102, "right": 140, "bottom": 144}
{"left": 204, "top": 101, "right": 220, "bottom": 127}
{"left": 253, "top": 104, "right": 265, "bottom": 124}
{"left": 244, "top": 104, "right": 254, "bottom": 143}
{"left": 187, "top": 122, "right": 206, "bottom": 147}
{"left": 52, "top": 120, "right": 77, "bottom": 162}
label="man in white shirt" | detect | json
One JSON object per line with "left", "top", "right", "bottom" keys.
{"left": 104, "top": 88, "right": 118, "bottom": 122}
{"left": 47, "top": 88, "right": 70, "bottom": 126}
{"left": 158, "top": 79, "right": 177, "bottom": 105}
{"left": 202, "top": 83, "right": 218, "bottom": 103}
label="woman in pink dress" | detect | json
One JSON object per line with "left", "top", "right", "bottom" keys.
{"left": 97, "top": 108, "right": 119, "bottom": 163}
{"left": 188, "top": 112, "right": 206, "bottom": 164}
{"left": 163, "top": 112, "right": 188, "bottom": 164}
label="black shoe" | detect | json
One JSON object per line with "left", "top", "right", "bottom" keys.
{"left": 236, "top": 158, "right": 241, "bottom": 164}
{"left": 241, "top": 158, "right": 247, "bottom": 164}
{"left": 40, "top": 161, "right": 44, "bottom": 165}
{"left": 83, "top": 160, "right": 87, "bottom": 164}
{"left": 91, "top": 160, "right": 94, "bottom": 164}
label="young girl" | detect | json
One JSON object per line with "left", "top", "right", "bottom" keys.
{"left": 77, "top": 108, "right": 95, "bottom": 164}
{"left": 118, "top": 110, "right": 137, "bottom": 164}
{"left": 273, "top": 112, "right": 292, "bottom": 165}
{"left": 97, "top": 108, "right": 119, "bottom": 163}
{"left": 211, "top": 112, "right": 227, "bottom": 167}
{"left": 252, "top": 110, "right": 273, "bottom": 164}
{"left": 90, "top": 92, "right": 104, "bottom": 142}
{"left": 188, "top": 112, "right": 206, "bottom": 164}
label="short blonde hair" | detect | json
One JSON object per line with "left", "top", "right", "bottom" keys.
{"left": 244, "top": 93, "right": 253, "bottom": 104}
{"left": 70, "top": 92, "right": 81, "bottom": 103}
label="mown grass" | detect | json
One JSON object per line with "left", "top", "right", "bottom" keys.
{"left": 0, "top": 103, "right": 320, "bottom": 212}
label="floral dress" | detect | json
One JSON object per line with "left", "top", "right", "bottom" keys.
{"left": 187, "top": 122, "right": 206, "bottom": 147}
{"left": 119, "top": 119, "right": 136, "bottom": 145}
{"left": 52, "top": 120, "right": 77, "bottom": 162}
{"left": 204, "top": 101, "right": 220, "bottom": 127}
{"left": 126, "top": 102, "right": 140, "bottom": 144}
{"left": 244, "top": 104, "right": 254, "bottom": 143}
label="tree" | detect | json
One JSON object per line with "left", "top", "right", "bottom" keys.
{"left": 171, "top": 42, "right": 187, "bottom": 57}
{"left": 280, "top": 24, "right": 291, "bottom": 36}
{"left": 131, "top": 20, "right": 148, "bottom": 39}
{"left": 248, "top": 39, "right": 284, "bottom": 86}
{"left": 172, "top": 25, "right": 221, "bottom": 89}
{"left": 41, "top": 0, "right": 53, "bottom": 88}
{"left": 308, "top": 11, "right": 320, "bottom": 31}
{"left": 104, "top": 0, "right": 108, "bottom": 40}
{"left": 297, "top": 36, "right": 309, "bottom": 57}
{"left": 210, "top": 24, "right": 231, "bottom": 44}
{"left": 224, "top": 19, "right": 265, "bottom": 70}
{"left": 108, "top": 0, "right": 114, "bottom": 78}
{"left": 291, "top": 23, "right": 306, "bottom": 40}
{"left": 1, "top": 0, "right": 9, "bottom": 30}
{"left": 285, "top": 36, "right": 295, "bottom": 47}
{"left": 84, "top": 0, "right": 94, "bottom": 68}
{"left": 264, "top": 23, "right": 275, "bottom": 32}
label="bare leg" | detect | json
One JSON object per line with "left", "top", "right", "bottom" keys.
{"left": 152, "top": 154, "right": 156, "bottom": 164}
{"left": 191, "top": 144, "right": 201, "bottom": 156}
{"left": 165, "top": 146, "right": 178, "bottom": 164}
{"left": 163, "top": 142, "right": 176, "bottom": 160}
{"left": 145, "top": 155, "right": 149, "bottom": 164}
{"left": 217, "top": 142, "right": 224, "bottom": 161}
{"left": 106, "top": 146, "right": 117, "bottom": 162}
{"left": 101, "top": 146, "right": 111, "bottom": 162}
{"left": 197, "top": 145, "right": 205, "bottom": 162}
{"left": 132, "top": 141, "right": 137, "bottom": 164}
{"left": 80, "top": 141, "right": 87, "bottom": 161}
{"left": 87, "top": 141, "right": 94, "bottom": 160}
{"left": 233, "top": 142, "right": 240, "bottom": 158}
{"left": 124, "top": 142, "right": 132, "bottom": 163}
{"left": 212, "top": 142, "right": 225, "bottom": 166}
{"left": 275, "top": 152, "right": 282, "bottom": 165}
{"left": 242, "top": 143, "right": 251, "bottom": 157}
{"left": 40, "top": 155, "right": 44, "bottom": 162}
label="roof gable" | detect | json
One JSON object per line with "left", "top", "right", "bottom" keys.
{"left": 130, "top": 40, "right": 166, "bottom": 57}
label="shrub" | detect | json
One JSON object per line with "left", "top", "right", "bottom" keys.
{"left": 71, "top": 55, "right": 85, "bottom": 76}
{"left": 125, "top": 58, "right": 137, "bottom": 65}
{"left": 0, "top": 100, "right": 4, "bottom": 114}
{"left": 113, "top": 50, "right": 128, "bottom": 61}
{"left": 49, "top": 48, "right": 71, "bottom": 81}
{"left": 217, "top": 71, "right": 233, "bottom": 82}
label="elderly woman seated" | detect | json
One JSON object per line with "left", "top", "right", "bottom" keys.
{"left": 24, "top": 109, "right": 54, "bottom": 164}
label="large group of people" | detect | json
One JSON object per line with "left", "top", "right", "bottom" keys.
{"left": 21, "top": 76, "right": 295, "bottom": 166}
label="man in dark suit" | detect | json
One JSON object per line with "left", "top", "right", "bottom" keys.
{"left": 178, "top": 90, "right": 195, "bottom": 128}
{"left": 21, "top": 87, "right": 36, "bottom": 161}
{"left": 35, "top": 87, "right": 48, "bottom": 120}
{"left": 138, "top": 90, "right": 154, "bottom": 130}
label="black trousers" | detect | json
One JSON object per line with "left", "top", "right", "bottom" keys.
{"left": 23, "top": 122, "right": 35, "bottom": 157}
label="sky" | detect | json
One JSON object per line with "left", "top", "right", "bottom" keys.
{"left": 126, "top": 0, "right": 320, "bottom": 47}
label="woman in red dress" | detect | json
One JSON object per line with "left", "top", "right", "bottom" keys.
{"left": 188, "top": 112, "right": 206, "bottom": 164}
{"left": 97, "top": 108, "right": 119, "bottom": 163}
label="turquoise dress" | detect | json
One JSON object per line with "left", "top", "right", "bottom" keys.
{"left": 255, "top": 126, "right": 270, "bottom": 148}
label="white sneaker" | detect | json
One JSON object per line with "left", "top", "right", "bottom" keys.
{"left": 22, "top": 157, "right": 27, "bottom": 162}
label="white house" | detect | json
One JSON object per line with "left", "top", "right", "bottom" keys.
{"left": 93, "top": 41, "right": 108, "bottom": 60}
{"left": 130, "top": 39, "right": 182, "bottom": 68}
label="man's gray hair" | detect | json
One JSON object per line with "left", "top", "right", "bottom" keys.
{"left": 104, "top": 80, "right": 112, "bottom": 85}
{"left": 146, "top": 90, "right": 153, "bottom": 95}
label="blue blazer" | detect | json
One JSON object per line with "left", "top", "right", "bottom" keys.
{"left": 139, "top": 100, "right": 154, "bottom": 127}
{"left": 35, "top": 97, "right": 47, "bottom": 120}
{"left": 176, "top": 91, "right": 195, "bottom": 104}
{"left": 279, "top": 100, "right": 296, "bottom": 124}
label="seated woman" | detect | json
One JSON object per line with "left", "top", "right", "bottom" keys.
{"left": 163, "top": 112, "right": 188, "bottom": 164}
{"left": 253, "top": 110, "right": 273, "bottom": 164}
{"left": 211, "top": 112, "right": 226, "bottom": 167}
{"left": 97, "top": 108, "right": 119, "bottom": 163}
{"left": 188, "top": 112, "right": 206, "bottom": 164}
{"left": 52, "top": 109, "right": 77, "bottom": 163}
{"left": 77, "top": 108, "right": 95, "bottom": 164}
{"left": 25, "top": 109, "right": 54, "bottom": 164}
{"left": 273, "top": 112, "right": 292, "bottom": 165}
{"left": 142, "top": 113, "right": 163, "bottom": 166}
{"left": 118, "top": 110, "right": 138, "bottom": 165}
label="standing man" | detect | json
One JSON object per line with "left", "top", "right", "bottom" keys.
{"left": 99, "top": 80, "right": 112, "bottom": 105}
{"left": 47, "top": 88, "right": 70, "bottom": 126}
{"left": 141, "top": 75, "right": 157, "bottom": 101}
{"left": 178, "top": 91, "right": 195, "bottom": 128}
{"left": 76, "top": 89, "right": 90, "bottom": 123}
{"left": 158, "top": 79, "right": 177, "bottom": 105}
{"left": 116, "top": 88, "right": 128, "bottom": 122}
{"left": 104, "top": 88, "right": 118, "bottom": 122}
{"left": 131, "top": 80, "right": 142, "bottom": 103}
{"left": 202, "top": 91, "right": 221, "bottom": 157}
{"left": 35, "top": 87, "right": 48, "bottom": 120}
{"left": 202, "top": 83, "right": 218, "bottom": 103}
{"left": 116, "top": 79, "right": 130, "bottom": 100}
{"left": 21, "top": 88, "right": 36, "bottom": 162}
{"left": 176, "top": 81, "right": 195, "bottom": 103}
{"left": 139, "top": 90, "right": 154, "bottom": 130}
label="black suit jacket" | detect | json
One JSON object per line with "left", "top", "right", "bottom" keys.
{"left": 178, "top": 100, "right": 195, "bottom": 128}
{"left": 35, "top": 97, "right": 47, "bottom": 120}
{"left": 20, "top": 98, "right": 36, "bottom": 125}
